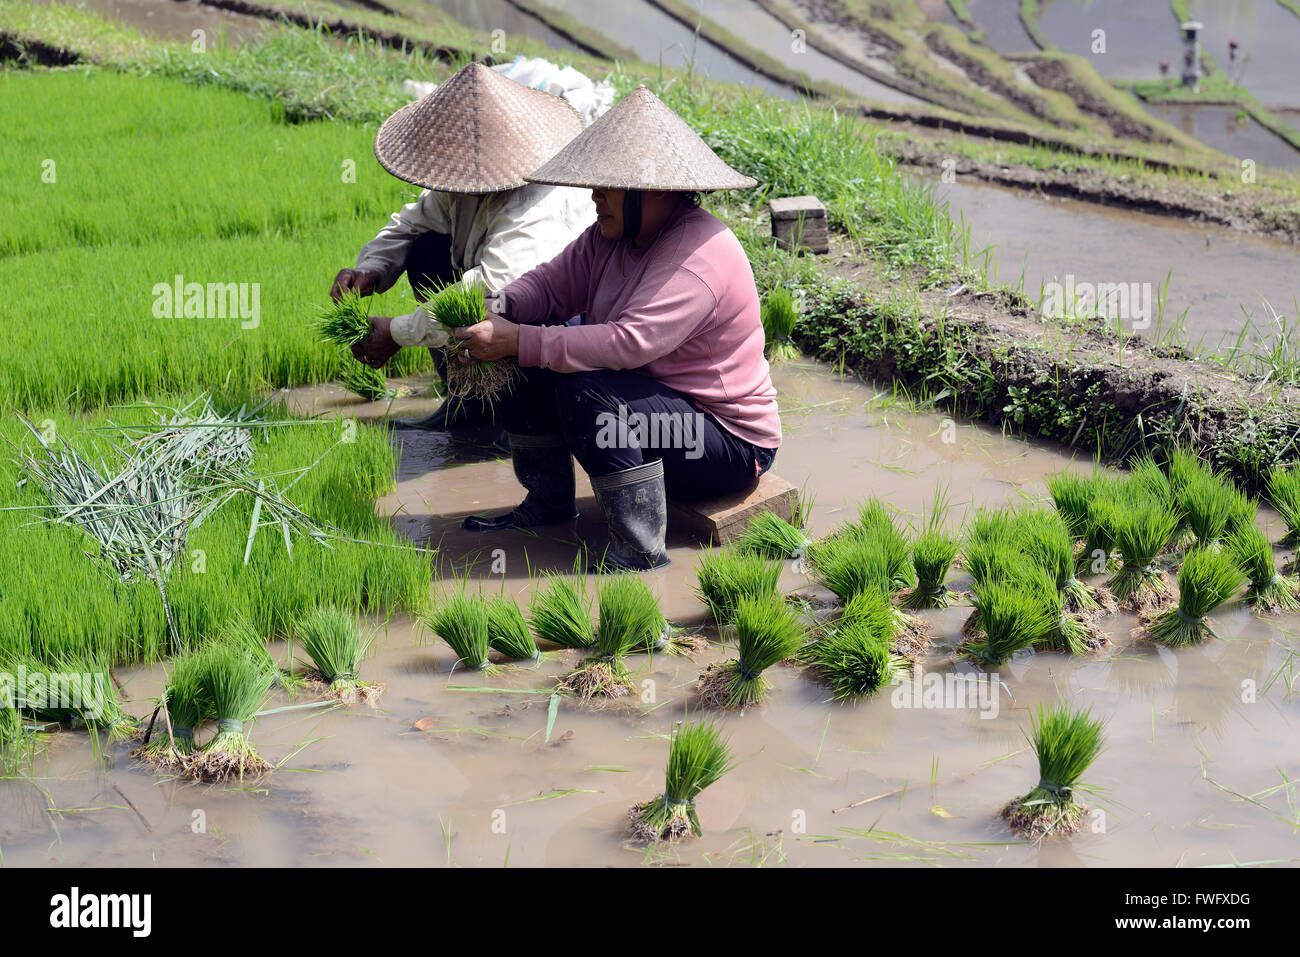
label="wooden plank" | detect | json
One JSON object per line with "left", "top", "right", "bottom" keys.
{"left": 668, "top": 472, "right": 799, "bottom": 546}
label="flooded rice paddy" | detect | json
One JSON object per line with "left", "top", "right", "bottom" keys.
{"left": 4, "top": 362, "right": 1297, "bottom": 867}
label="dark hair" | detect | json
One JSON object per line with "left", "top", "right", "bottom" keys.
{"left": 680, "top": 191, "right": 703, "bottom": 207}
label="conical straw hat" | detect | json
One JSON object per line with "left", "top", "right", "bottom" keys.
{"left": 526, "top": 85, "right": 756, "bottom": 191}
{"left": 374, "top": 62, "right": 583, "bottom": 193}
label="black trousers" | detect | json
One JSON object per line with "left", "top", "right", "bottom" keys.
{"left": 501, "top": 366, "right": 775, "bottom": 502}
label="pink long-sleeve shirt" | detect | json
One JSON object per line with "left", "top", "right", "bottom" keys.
{"left": 502, "top": 202, "right": 782, "bottom": 449}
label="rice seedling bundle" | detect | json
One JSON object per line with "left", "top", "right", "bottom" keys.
{"left": 10, "top": 656, "right": 140, "bottom": 742}
{"left": 1023, "top": 567, "right": 1108, "bottom": 656}
{"left": 693, "top": 548, "right": 782, "bottom": 624}
{"left": 314, "top": 292, "right": 372, "bottom": 347}
{"left": 806, "top": 534, "right": 894, "bottom": 602}
{"left": 1142, "top": 548, "right": 1244, "bottom": 647}
{"left": 189, "top": 640, "right": 275, "bottom": 782}
{"left": 845, "top": 499, "right": 915, "bottom": 592}
{"left": 802, "top": 591, "right": 900, "bottom": 698}
{"left": 295, "top": 605, "right": 383, "bottom": 703}
{"left": 486, "top": 597, "right": 541, "bottom": 663}
{"left": 426, "top": 593, "right": 493, "bottom": 672}
{"left": 733, "top": 509, "right": 810, "bottom": 560}
{"left": 1046, "top": 470, "right": 1105, "bottom": 542}
{"left": 1178, "top": 471, "right": 1237, "bottom": 551}
{"left": 136, "top": 648, "right": 210, "bottom": 769}
{"left": 529, "top": 574, "right": 595, "bottom": 649}
{"left": 1017, "top": 508, "right": 1099, "bottom": 612}
{"left": 561, "top": 576, "right": 660, "bottom": 701}
{"left": 339, "top": 357, "right": 393, "bottom": 401}
{"left": 760, "top": 287, "right": 801, "bottom": 362}
{"left": 1267, "top": 466, "right": 1300, "bottom": 546}
{"left": 421, "top": 278, "right": 520, "bottom": 402}
{"left": 697, "top": 595, "right": 804, "bottom": 709}
{"left": 1001, "top": 704, "right": 1103, "bottom": 839}
{"left": 628, "top": 718, "right": 735, "bottom": 844}
{"left": 901, "top": 526, "right": 960, "bottom": 608}
{"left": 1107, "top": 500, "right": 1179, "bottom": 612}
{"left": 963, "top": 578, "right": 1056, "bottom": 667}
{"left": 0, "top": 703, "right": 28, "bottom": 772}
{"left": 1078, "top": 493, "right": 1121, "bottom": 576}
{"left": 1229, "top": 523, "right": 1300, "bottom": 612}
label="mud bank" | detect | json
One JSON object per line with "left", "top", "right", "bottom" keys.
{"left": 803, "top": 245, "right": 1300, "bottom": 490}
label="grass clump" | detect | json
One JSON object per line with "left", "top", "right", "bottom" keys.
{"left": 1267, "top": 467, "right": 1300, "bottom": 546}
{"left": 1106, "top": 500, "right": 1179, "bottom": 612}
{"left": 426, "top": 593, "right": 494, "bottom": 673}
{"left": 802, "top": 591, "right": 900, "bottom": 699}
{"left": 1229, "top": 524, "right": 1300, "bottom": 612}
{"left": 733, "top": 509, "right": 809, "bottom": 560}
{"left": 628, "top": 718, "right": 735, "bottom": 845}
{"left": 421, "top": 278, "right": 520, "bottom": 403}
{"left": 697, "top": 595, "right": 804, "bottom": 710}
{"left": 315, "top": 293, "right": 372, "bottom": 347}
{"left": 1001, "top": 704, "right": 1104, "bottom": 840}
{"left": 901, "top": 488, "right": 959, "bottom": 608}
{"left": 486, "top": 597, "right": 541, "bottom": 664}
{"left": 693, "top": 548, "right": 782, "bottom": 625}
{"left": 295, "top": 605, "right": 383, "bottom": 704}
{"left": 760, "top": 287, "right": 801, "bottom": 362}
{"left": 136, "top": 648, "right": 210, "bottom": 770}
{"left": 1141, "top": 549, "right": 1244, "bottom": 647}
{"left": 529, "top": 574, "right": 595, "bottom": 649}
{"left": 561, "top": 576, "right": 658, "bottom": 702}
{"left": 189, "top": 640, "right": 274, "bottom": 782}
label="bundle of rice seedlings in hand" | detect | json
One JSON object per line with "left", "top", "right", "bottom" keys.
{"left": 1001, "top": 704, "right": 1103, "bottom": 839}
{"left": 760, "top": 287, "right": 800, "bottom": 361}
{"left": 315, "top": 292, "right": 372, "bottom": 347}
{"left": 697, "top": 595, "right": 804, "bottom": 709}
{"left": 339, "top": 357, "right": 393, "bottom": 401}
{"left": 693, "top": 548, "right": 781, "bottom": 624}
{"left": 1141, "top": 548, "right": 1244, "bottom": 647}
{"left": 963, "top": 578, "right": 1056, "bottom": 667}
{"left": 422, "top": 278, "right": 520, "bottom": 403}
{"left": 628, "top": 718, "right": 734, "bottom": 844}
{"left": 189, "top": 641, "right": 275, "bottom": 782}
{"left": 802, "top": 591, "right": 901, "bottom": 698}
{"left": 295, "top": 605, "right": 384, "bottom": 704}
{"left": 529, "top": 573, "right": 595, "bottom": 649}
{"left": 561, "top": 576, "right": 659, "bottom": 701}
{"left": 1267, "top": 466, "right": 1300, "bottom": 546}
{"left": 1107, "top": 500, "right": 1179, "bottom": 613}
{"left": 1229, "top": 523, "right": 1300, "bottom": 612}
{"left": 486, "top": 597, "right": 541, "bottom": 664}
{"left": 425, "top": 593, "right": 494, "bottom": 672}
{"left": 136, "top": 649, "right": 210, "bottom": 770}
{"left": 734, "top": 509, "right": 810, "bottom": 560}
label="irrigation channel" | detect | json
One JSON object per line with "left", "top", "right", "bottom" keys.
{"left": 3, "top": 361, "right": 1296, "bottom": 867}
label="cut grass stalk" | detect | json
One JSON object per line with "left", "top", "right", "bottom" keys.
{"left": 1229, "top": 523, "right": 1300, "bottom": 612}
{"left": 628, "top": 717, "right": 734, "bottom": 844}
{"left": 561, "top": 576, "right": 658, "bottom": 701}
{"left": 1001, "top": 704, "right": 1104, "bottom": 839}
{"left": 1141, "top": 548, "right": 1244, "bottom": 647}
{"left": 136, "top": 647, "right": 210, "bottom": 769}
{"left": 189, "top": 639, "right": 274, "bottom": 782}
{"left": 802, "top": 591, "right": 900, "bottom": 699}
{"left": 697, "top": 594, "right": 804, "bottom": 709}
{"left": 486, "top": 597, "right": 541, "bottom": 664}
{"left": 295, "top": 605, "right": 383, "bottom": 704}
{"left": 425, "top": 593, "right": 494, "bottom": 672}
{"left": 1106, "top": 500, "right": 1179, "bottom": 613}
{"left": 760, "top": 286, "right": 801, "bottom": 362}
{"left": 693, "top": 548, "right": 782, "bottom": 624}
{"left": 529, "top": 573, "right": 595, "bottom": 649}
{"left": 420, "top": 278, "right": 520, "bottom": 403}
{"left": 314, "top": 292, "right": 372, "bottom": 347}
{"left": 733, "top": 509, "right": 810, "bottom": 560}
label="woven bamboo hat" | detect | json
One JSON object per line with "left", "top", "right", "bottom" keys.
{"left": 526, "top": 85, "right": 756, "bottom": 191}
{"left": 374, "top": 62, "right": 583, "bottom": 193}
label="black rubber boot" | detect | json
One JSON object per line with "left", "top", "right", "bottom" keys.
{"left": 462, "top": 433, "right": 579, "bottom": 531}
{"left": 588, "top": 459, "right": 671, "bottom": 571}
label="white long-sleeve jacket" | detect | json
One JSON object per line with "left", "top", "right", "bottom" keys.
{"left": 356, "top": 184, "right": 594, "bottom": 347}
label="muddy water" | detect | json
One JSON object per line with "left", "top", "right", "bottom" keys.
{"left": 1184, "top": 0, "right": 1300, "bottom": 109}
{"left": 418, "top": 0, "right": 582, "bottom": 53}
{"left": 4, "top": 361, "right": 1299, "bottom": 867}
{"left": 931, "top": 174, "right": 1300, "bottom": 350}
{"left": 963, "top": 0, "right": 1040, "bottom": 54}
{"left": 1144, "top": 101, "right": 1300, "bottom": 171}
{"left": 36, "top": 0, "right": 268, "bottom": 45}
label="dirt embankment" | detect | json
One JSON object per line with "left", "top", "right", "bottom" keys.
{"left": 1019, "top": 58, "right": 1161, "bottom": 143}
{"left": 802, "top": 246, "right": 1300, "bottom": 490}
{"left": 0, "top": 33, "right": 81, "bottom": 66}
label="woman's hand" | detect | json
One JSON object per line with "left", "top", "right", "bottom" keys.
{"left": 453, "top": 315, "right": 520, "bottom": 363}
{"left": 351, "top": 316, "right": 401, "bottom": 368}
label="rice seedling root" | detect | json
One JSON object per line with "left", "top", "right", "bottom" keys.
{"left": 188, "top": 728, "right": 271, "bottom": 783}
{"left": 1000, "top": 795, "right": 1086, "bottom": 839}
{"left": 627, "top": 798, "right": 697, "bottom": 845}
{"left": 304, "top": 672, "right": 386, "bottom": 705}
{"left": 559, "top": 657, "right": 634, "bottom": 703}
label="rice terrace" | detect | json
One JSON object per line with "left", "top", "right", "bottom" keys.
{"left": 1, "top": 0, "right": 1298, "bottom": 917}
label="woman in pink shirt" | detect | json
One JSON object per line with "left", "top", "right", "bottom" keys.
{"left": 454, "top": 87, "right": 781, "bottom": 571}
